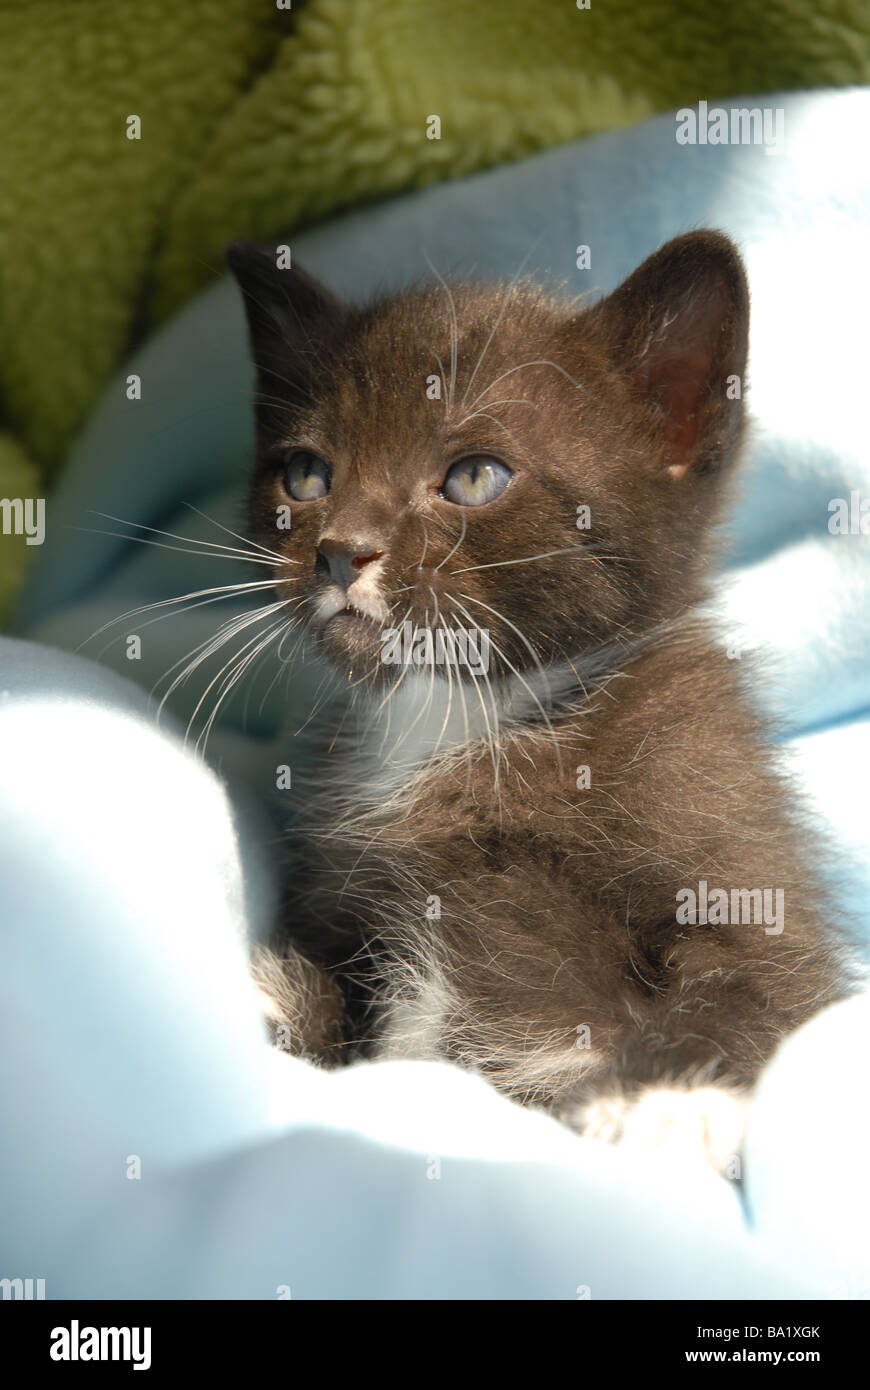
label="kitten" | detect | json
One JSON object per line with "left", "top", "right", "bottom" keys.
{"left": 227, "top": 233, "right": 851, "bottom": 1166}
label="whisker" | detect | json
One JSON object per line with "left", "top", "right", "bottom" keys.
{"left": 447, "top": 596, "right": 503, "bottom": 801}
{"left": 455, "top": 590, "right": 564, "bottom": 774}
{"left": 423, "top": 249, "right": 458, "bottom": 409}
{"left": 195, "top": 610, "right": 295, "bottom": 755}
{"left": 453, "top": 398, "right": 538, "bottom": 431}
{"left": 466, "top": 358, "right": 587, "bottom": 414}
{"left": 460, "top": 238, "right": 540, "bottom": 405}
{"left": 181, "top": 501, "right": 290, "bottom": 564}
{"left": 86, "top": 509, "right": 291, "bottom": 565}
{"left": 423, "top": 344, "right": 449, "bottom": 418}
{"left": 78, "top": 578, "right": 281, "bottom": 652}
{"left": 416, "top": 515, "right": 430, "bottom": 570}
{"left": 256, "top": 613, "right": 311, "bottom": 718}
{"left": 184, "top": 603, "right": 295, "bottom": 747}
{"left": 434, "top": 508, "right": 467, "bottom": 572}
{"left": 428, "top": 585, "right": 456, "bottom": 762}
{"left": 73, "top": 524, "right": 279, "bottom": 568}
{"left": 154, "top": 599, "right": 290, "bottom": 720}
{"left": 455, "top": 410, "right": 523, "bottom": 449}
{"left": 387, "top": 607, "right": 445, "bottom": 760}
{"left": 450, "top": 547, "right": 581, "bottom": 576}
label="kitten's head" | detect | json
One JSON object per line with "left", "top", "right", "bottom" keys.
{"left": 228, "top": 232, "right": 748, "bottom": 689}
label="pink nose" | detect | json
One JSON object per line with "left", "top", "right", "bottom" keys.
{"left": 353, "top": 551, "right": 383, "bottom": 570}
{"left": 317, "top": 541, "right": 385, "bottom": 590}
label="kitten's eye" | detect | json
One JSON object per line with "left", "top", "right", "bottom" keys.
{"left": 284, "top": 450, "right": 331, "bottom": 501}
{"left": 441, "top": 456, "right": 513, "bottom": 507}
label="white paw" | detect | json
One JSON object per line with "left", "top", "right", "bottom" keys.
{"left": 580, "top": 1086, "right": 747, "bottom": 1174}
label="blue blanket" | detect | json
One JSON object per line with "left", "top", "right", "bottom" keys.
{"left": 4, "top": 88, "right": 870, "bottom": 1297}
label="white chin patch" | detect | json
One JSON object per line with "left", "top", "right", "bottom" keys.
{"left": 314, "top": 571, "right": 389, "bottom": 626}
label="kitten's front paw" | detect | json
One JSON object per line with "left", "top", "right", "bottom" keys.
{"left": 577, "top": 1086, "right": 747, "bottom": 1174}
{"left": 251, "top": 943, "right": 346, "bottom": 1065}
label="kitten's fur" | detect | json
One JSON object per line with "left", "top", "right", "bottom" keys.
{"left": 228, "top": 233, "right": 850, "bottom": 1158}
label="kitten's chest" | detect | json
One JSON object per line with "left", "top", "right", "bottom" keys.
{"left": 311, "top": 709, "right": 651, "bottom": 915}
{"left": 301, "top": 654, "right": 755, "bottom": 931}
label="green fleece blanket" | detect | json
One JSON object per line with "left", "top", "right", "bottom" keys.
{"left": 1, "top": 0, "right": 868, "bottom": 615}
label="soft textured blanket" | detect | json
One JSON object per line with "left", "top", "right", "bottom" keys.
{"left": 1, "top": 634, "right": 869, "bottom": 1297}
{"left": 2, "top": 633, "right": 869, "bottom": 1298}
{"left": 1, "top": 0, "right": 869, "bottom": 616}
{"left": 4, "top": 86, "right": 870, "bottom": 1299}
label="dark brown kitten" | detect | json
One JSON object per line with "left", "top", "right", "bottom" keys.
{"left": 228, "top": 233, "right": 851, "bottom": 1156}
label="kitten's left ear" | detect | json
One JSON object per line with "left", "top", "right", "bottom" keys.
{"left": 587, "top": 231, "right": 749, "bottom": 479}
{"left": 226, "top": 241, "right": 343, "bottom": 401}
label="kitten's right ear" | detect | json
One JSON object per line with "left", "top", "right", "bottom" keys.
{"left": 586, "top": 231, "right": 749, "bottom": 481}
{"left": 226, "top": 242, "right": 342, "bottom": 391}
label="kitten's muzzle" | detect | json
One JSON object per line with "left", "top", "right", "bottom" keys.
{"left": 312, "top": 536, "right": 390, "bottom": 630}
{"left": 317, "top": 538, "right": 384, "bottom": 591}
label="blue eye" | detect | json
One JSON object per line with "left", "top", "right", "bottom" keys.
{"left": 441, "top": 456, "right": 513, "bottom": 506}
{"left": 284, "top": 450, "right": 330, "bottom": 501}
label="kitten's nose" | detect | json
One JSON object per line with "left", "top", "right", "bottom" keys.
{"left": 317, "top": 538, "right": 384, "bottom": 591}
